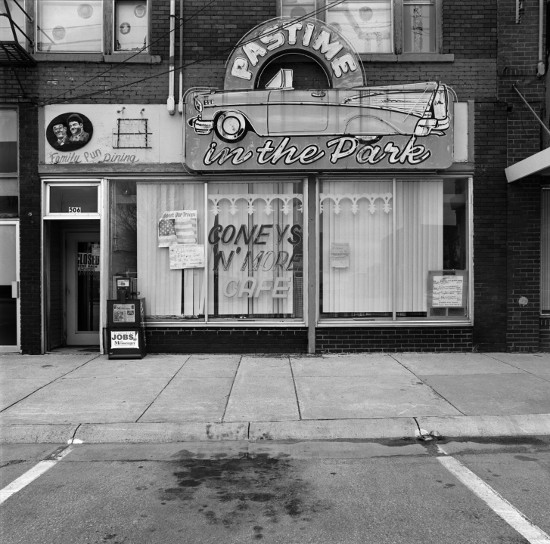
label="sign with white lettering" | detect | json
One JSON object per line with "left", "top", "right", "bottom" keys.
{"left": 223, "top": 17, "right": 363, "bottom": 91}
{"left": 184, "top": 17, "right": 454, "bottom": 172}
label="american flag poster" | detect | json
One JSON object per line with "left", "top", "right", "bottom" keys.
{"left": 158, "top": 210, "right": 197, "bottom": 247}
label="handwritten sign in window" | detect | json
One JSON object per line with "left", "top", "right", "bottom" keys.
{"left": 169, "top": 244, "right": 205, "bottom": 269}
{"left": 330, "top": 243, "right": 350, "bottom": 268}
{"left": 428, "top": 271, "right": 467, "bottom": 310}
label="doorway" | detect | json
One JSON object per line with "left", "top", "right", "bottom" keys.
{"left": 65, "top": 232, "right": 101, "bottom": 345}
{"left": 0, "top": 221, "right": 19, "bottom": 351}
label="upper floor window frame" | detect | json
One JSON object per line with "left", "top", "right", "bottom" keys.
{"left": 15, "top": 0, "right": 158, "bottom": 62}
{"left": 0, "top": 108, "right": 18, "bottom": 178}
{"left": 278, "top": 0, "right": 445, "bottom": 59}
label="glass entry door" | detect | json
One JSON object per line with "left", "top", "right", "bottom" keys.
{"left": 66, "top": 232, "right": 100, "bottom": 345}
{"left": 0, "top": 222, "right": 19, "bottom": 351}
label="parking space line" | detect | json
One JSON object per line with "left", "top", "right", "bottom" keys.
{"left": 437, "top": 446, "right": 550, "bottom": 544}
{"left": 0, "top": 445, "right": 75, "bottom": 505}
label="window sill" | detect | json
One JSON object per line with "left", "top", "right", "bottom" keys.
{"left": 34, "top": 52, "right": 104, "bottom": 62}
{"left": 359, "top": 53, "right": 455, "bottom": 63}
{"left": 103, "top": 53, "right": 162, "bottom": 64}
{"left": 318, "top": 319, "right": 471, "bottom": 327}
{"left": 33, "top": 52, "right": 161, "bottom": 64}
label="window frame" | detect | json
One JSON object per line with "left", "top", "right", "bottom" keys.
{"left": 44, "top": 182, "right": 102, "bottom": 220}
{"left": 0, "top": 107, "right": 18, "bottom": 178}
{"left": 118, "top": 177, "right": 309, "bottom": 326}
{"left": 0, "top": 107, "right": 19, "bottom": 218}
{"left": 28, "top": 0, "right": 158, "bottom": 63}
{"left": 316, "top": 175, "right": 473, "bottom": 325}
{"left": 278, "top": 0, "right": 445, "bottom": 59}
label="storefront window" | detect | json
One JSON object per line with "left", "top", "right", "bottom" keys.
{"left": 110, "top": 180, "right": 137, "bottom": 298}
{"left": 319, "top": 178, "right": 469, "bottom": 320}
{"left": 124, "top": 180, "right": 304, "bottom": 322}
{"left": 135, "top": 182, "right": 205, "bottom": 320}
{"left": 207, "top": 181, "right": 304, "bottom": 320}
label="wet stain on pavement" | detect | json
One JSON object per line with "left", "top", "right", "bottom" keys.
{"left": 160, "top": 451, "right": 330, "bottom": 539}
{"left": 514, "top": 455, "right": 538, "bottom": 462}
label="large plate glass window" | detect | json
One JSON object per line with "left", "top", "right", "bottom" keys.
{"left": 135, "top": 182, "right": 206, "bottom": 320}
{"left": 36, "top": 0, "right": 103, "bottom": 52}
{"left": 0, "top": 109, "right": 18, "bottom": 217}
{"left": 208, "top": 181, "right": 304, "bottom": 320}
{"left": 319, "top": 178, "right": 469, "bottom": 321}
{"left": 542, "top": 189, "right": 550, "bottom": 314}
{"left": 114, "top": 1, "right": 148, "bottom": 52}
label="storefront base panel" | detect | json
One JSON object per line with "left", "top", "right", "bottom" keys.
{"left": 145, "top": 327, "right": 308, "bottom": 354}
{"left": 540, "top": 318, "right": 550, "bottom": 352}
{"left": 316, "top": 326, "right": 474, "bottom": 353}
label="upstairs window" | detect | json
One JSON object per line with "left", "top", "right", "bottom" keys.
{"left": 402, "top": 0, "right": 436, "bottom": 53}
{"left": 0, "top": 109, "right": 18, "bottom": 216}
{"left": 0, "top": 0, "right": 28, "bottom": 46}
{"left": 35, "top": 0, "right": 149, "bottom": 54}
{"left": 36, "top": 0, "right": 103, "bottom": 52}
{"left": 114, "top": 1, "right": 148, "bottom": 52}
{"left": 279, "top": 0, "right": 441, "bottom": 55}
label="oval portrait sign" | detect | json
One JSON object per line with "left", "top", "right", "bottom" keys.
{"left": 46, "top": 112, "right": 93, "bottom": 152}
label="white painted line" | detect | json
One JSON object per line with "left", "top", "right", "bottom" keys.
{"left": 437, "top": 447, "right": 550, "bottom": 544}
{"left": 0, "top": 445, "right": 74, "bottom": 505}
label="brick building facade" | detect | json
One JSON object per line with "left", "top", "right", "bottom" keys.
{"left": 0, "top": 0, "right": 548, "bottom": 354}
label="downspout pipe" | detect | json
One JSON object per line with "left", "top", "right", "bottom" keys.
{"left": 178, "top": 0, "right": 184, "bottom": 114}
{"left": 537, "top": 0, "right": 545, "bottom": 77}
{"left": 167, "top": 0, "right": 176, "bottom": 115}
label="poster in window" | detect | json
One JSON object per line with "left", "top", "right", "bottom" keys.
{"left": 158, "top": 210, "right": 197, "bottom": 247}
{"left": 428, "top": 271, "right": 467, "bottom": 308}
{"left": 330, "top": 243, "right": 350, "bottom": 268}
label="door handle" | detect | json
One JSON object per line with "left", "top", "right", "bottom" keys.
{"left": 11, "top": 281, "right": 19, "bottom": 299}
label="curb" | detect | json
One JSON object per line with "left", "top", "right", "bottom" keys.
{"left": 415, "top": 414, "right": 550, "bottom": 438}
{"left": 1, "top": 415, "right": 550, "bottom": 444}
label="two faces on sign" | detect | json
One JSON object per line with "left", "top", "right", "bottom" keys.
{"left": 46, "top": 113, "right": 93, "bottom": 152}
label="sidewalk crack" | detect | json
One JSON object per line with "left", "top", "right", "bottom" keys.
{"left": 289, "top": 355, "right": 302, "bottom": 420}
{"left": 388, "top": 354, "right": 466, "bottom": 416}
{"left": 134, "top": 355, "right": 191, "bottom": 422}
{"left": 0, "top": 355, "right": 102, "bottom": 413}
{"left": 221, "top": 355, "right": 242, "bottom": 423}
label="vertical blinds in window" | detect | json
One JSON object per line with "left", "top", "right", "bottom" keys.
{"left": 136, "top": 183, "right": 204, "bottom": 318}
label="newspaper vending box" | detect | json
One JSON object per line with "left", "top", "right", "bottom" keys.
{"left": 106, "top": 279, "right": 146, "bottom": 359}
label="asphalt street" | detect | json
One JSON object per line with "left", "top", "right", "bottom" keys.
{"left": 1, "top": 437, "right": 550, "bottom": 544}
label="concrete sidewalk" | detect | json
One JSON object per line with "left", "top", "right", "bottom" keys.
{"left": 1, "top": 352, "right": 550, "bottom": 444}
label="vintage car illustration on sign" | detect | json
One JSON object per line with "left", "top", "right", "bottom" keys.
{"left": 188, "top": 69, "right": 450, "bottom": 144}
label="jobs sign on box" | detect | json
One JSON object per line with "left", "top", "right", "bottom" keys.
{"left": 110, "top": 330, "right": 139, "bottom": 349}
